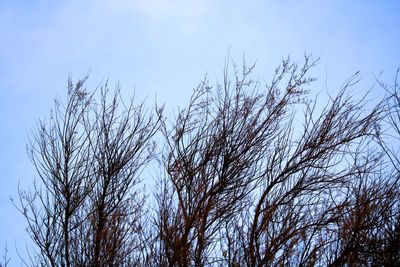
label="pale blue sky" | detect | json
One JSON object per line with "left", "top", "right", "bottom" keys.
{"left": 1, "top": 0, "right": 399, "bottom": 264}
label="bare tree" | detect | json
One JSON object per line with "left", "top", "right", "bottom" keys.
{"left": 155, "top": 56, "right": 386, "bottom": 266}
{"left": 16, "top": 57, "right": 400, "bottom": 266}
{"left": 16, "top": 78, "right": 161, "bottom": 266}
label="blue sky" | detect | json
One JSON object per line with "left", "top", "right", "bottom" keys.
{"left": 1, "top": 0, "right": 399, "bottom": 263}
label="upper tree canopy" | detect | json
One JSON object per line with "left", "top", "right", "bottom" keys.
{"left": 12, "top": 57, "right": 400, "bottom": 267}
